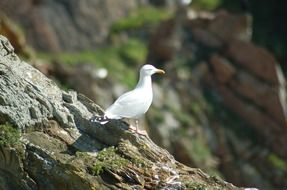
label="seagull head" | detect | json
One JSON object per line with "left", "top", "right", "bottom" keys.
{"left": 140, "top": 64, "right": 165, "bottom": 76}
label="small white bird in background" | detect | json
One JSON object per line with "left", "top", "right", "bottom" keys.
{"left": 179, "top": 0, "right": 192, "bottom": 6}
{"left": 91, "top": 64, "right": 165, "bottom": 135}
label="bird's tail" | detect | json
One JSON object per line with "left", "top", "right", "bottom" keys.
{"left": 90, "top": 115, "right": 109, "bottom": 124}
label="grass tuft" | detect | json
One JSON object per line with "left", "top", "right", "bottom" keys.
{"left": 110, "top": 6, "right": 171, "bottom": 34}
{"left": 0, "top": 123, "right": 20, "bottom": 146}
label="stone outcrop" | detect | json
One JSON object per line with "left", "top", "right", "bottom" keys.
{"left": 0, "top": 0, "right": 145, "bottom": 51}
{"left": 203, "top": 18, "right": 287, "bottom": 159}
{"left": 148, "top": 9, "right": 287, "bottom": 157}
{"left": 0, "top": 35, "right": 243, "bottom": 189}
{"left": 146, "top": 9, "right": 287, "bottom": 189}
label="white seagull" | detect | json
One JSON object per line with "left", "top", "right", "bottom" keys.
{"left": 91, "top": 64, "right": 165, "bottom": 134}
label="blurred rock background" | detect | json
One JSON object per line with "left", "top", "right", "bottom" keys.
{"left": 1, "top": 0, "right": 286, "bottom": 189}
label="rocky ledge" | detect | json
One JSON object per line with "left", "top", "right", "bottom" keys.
{"left": 0, "top": 35, "right": 242, "bottom": 190}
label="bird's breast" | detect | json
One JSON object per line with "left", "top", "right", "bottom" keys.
{"left": 139, "top": 87, "right": 153, "bottom": 109}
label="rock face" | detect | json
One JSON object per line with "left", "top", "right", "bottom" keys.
{"left": 0, "top": 35, "right": 242, "bottom": 189}
{"left": 149, "top": 9, "right": 287, "bottom": 156}
{"left": 146, "top": 9, "right": 287, "bottom": 189}
{"left": 0, "top": 0, "right": 144, "bottom": 51}
{"left": 201, "top": 16, "right": 287, "bottom": 159}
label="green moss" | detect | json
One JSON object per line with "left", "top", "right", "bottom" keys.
{"left": 130, "top": 157, "right": 146, "bottom": 167}
{"left": 39, "top": 38, "right": 147, "bottom": 88}
{"left": 92, "top": 163, "right": 104, "bottom": 175}
{"left": 39, "top": 39, "right": 146, "bottom": 66}
{"left": 186, "top": 182, "right": 208, "bottom": 190}
{"left": 192, "top": 0, "right": 222, "bottom": 11}
{"left": 91, "top": 145, "right": 149, "bottom": 175}
{"left": 110, "top": 6, "right": 171, "bottom": 34}
{"left": 75, "top": 151, "right": 89, "bottom": 157}
{"left": 118, "top": 39, "right": 147, "bottom": 65}
{"left": 0, "top": 123, "right": 20, "bottom": 146}
{"left": 268, "top": 154, "right": 287, "bottom": 170}
{"left": 92, "top": 147, "right": 129, "bottom": 175}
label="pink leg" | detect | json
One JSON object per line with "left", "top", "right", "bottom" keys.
{"left": 128, "top": 120, "right": 148, "bottom": 136}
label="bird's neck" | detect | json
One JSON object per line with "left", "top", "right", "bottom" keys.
{"left": 136, "top": 75, "right": 152, "bottom": 89}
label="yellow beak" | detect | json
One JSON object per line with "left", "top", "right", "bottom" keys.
{"left": 156, "top": 69, "right": 165, "bottom": 74}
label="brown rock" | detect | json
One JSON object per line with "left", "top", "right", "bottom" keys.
{"left": 229, "top": 71, "right": 287, "bottom": 126}
{"left": 227, "top": 40, "right": 281, "bottom": 84}
{"left": 218, "top": 86, "right": 279, "bottom": 130}
{"left": 147, "top": 19, "right": 177, "bottom": 64}
{"left": 191, "top": 28, "right": 223, "bottom": 48}
{"left": 208, "top": 11, "right": 252, "bottom": 43}
{"left": 215, "top": 84, "right": 287, "bottom": 158}
{"left": 210, "top": 54, "right": 236, "bottom": 83}
{"left": 188, "top": 11, "right": 251, "bottom": 48}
